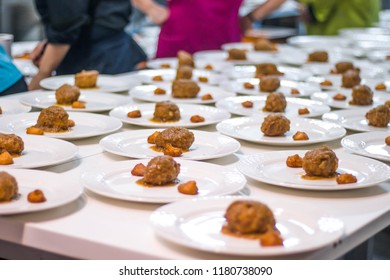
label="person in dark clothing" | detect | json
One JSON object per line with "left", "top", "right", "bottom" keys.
{"left": 29, "top": 0, "right": 147, "bottom": 90}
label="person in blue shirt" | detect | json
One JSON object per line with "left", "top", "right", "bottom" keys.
{"left": 0, "top": 45, "right": 27, "bottom": 95}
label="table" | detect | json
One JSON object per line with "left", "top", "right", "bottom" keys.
{"left": 0, "top": 89, "right": 389, "bottom": 260}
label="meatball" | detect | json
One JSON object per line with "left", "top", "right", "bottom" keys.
{"left": 153, "top": 101, "right": 181, "bottom": 122}
{"left": 223, "top": 200, "right": 276, "bottom": 234}
{"left": 74, "top": 70, "right": 98, "bottom": 88}
{"left": 254, "top": 38, "right": 275, "bottom": 51}
{"left": 155, "top": 127, "right": 195, "bottom": 150}
{"left": 302, "top": 146, "right": 338, "bottom": 177}
{"left": 255, "top": 63, "right": 283, "bottom": 77}
{"left": 365, "top": 105, "right": 390, "bottom": 127}
{"left": 260, "top": 77, "right": 280, "bottom": 92}
{"left": 175, "top": 66, "right": 193, "bottom": 80}
{"left": 342, "top": 70, "right": 361, "bottom": 88}
{"left": 0, "top": 171, "right": 18, "bottom": 201}
{"left": 307, "top": 51, "right": 328, "bottom": 62}
{"left": 34, "top": 105, "right": 70, "bottom": 132}
{"left": 171, "top": 80, "right": 200, "bottom": 98}
{"left": 261, "top": 114, "right": 290, "bottom": 136}
{"left": 263, "top": 92, "right": 287, "bottom": 112}
{"left": 55, "top": 84, "right": 80, "bottom": 105}
{"left": 143, "top": 156, "right": 180, "bottom": 185}
{"left": 227, "top": 48, "right": 247, "bottom": 60}
{"left": 334, "top": 61, "right": 355, "bottom": 74}
{"left": 0, "top": 134, "right": 24, "bottom": 155}
{"left": 177, "top": 50, "right": 195, "bottom": 67}
{"left": 349, "top": 85, "right": 373, "bottom": 105}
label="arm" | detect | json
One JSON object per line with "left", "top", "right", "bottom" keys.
{"left": 28, "top": 44, "right": 70, "bottom": 90}
{"left": 131, "top": 0, "right": 169, "bottom": 25}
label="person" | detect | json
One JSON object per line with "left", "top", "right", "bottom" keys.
{"left": 29, "top": 0, "right": 147, "bottom": 90}
{"left": 0, "top": 45, "right": 28, "bottom": 95}
{"left": 132, "top": 0, "right": 243, "bottom": 58}
{"left": 242, "top": 0, "right": 380, "bottom": 36}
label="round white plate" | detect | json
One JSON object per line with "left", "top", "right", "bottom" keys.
{"left": 99, "top": 129, "right": 240, "bottom": 160}
{"left": 366, "top": 49, "right": 390, "bottom": 62}
{"left": 193, "top": 50, "right": 278, "bottom": 64}
{"left": 339, "top": 27, "right": 390, "bottom": 38}
{"left": 109, "top": 103, "right": 231, "bottom": 128}
{"left": 150, "top": 196, "right": 344, "bottom": 256}
{"left": 0, "top": 100, "right": 31, "bottom": 115}
{"left": 221, "top": 42, "right": 297, "bottom": 53}
{"left": 19, "top": 90, "right": 132, "bottom": 112}
{"left": 307, "top": 75, "right": 386, "bottom": 92}
{"left": 1, "top": 135, "right": 78, "bottom": 169}
{"left": 237, "top": 150, "right": 390, "bottom": 190}
{"left": 216, "top": 96, "right": 330, "bottom": 117}
{"left": 341, "top": 131, "right": 390, "bottom": 162}
{"left": 130, "top": 84, "right": 235, "bottom": 104}
{"left": 221, "top": 65, "right": 311, "bottom": 81}
{"left": 220, "top": 78, "right": 320, "bottom": 97}
{"left": 40, "top": 74, "right": 140, "bottom": 92}
{"left": 287, "top": 36, "right": 350, "bottom": 49}
{"left": 13, "top": 58, "right": 39, "bottom": 77}
{"left": 311, "top": 90, "right": 390, "bottom": 109}
{"left": 135, "top": 69, "right": 225, "bottom": 86}
{"left": 216, "top": 116, "right": 346, "bottom": 146}
{"left": 146, "top": 57, "right": 230, "bottom": 72}
{"left": 11, "top": 41, "right": 39, "bottom": 57}
{"left": 322, "top": 109, "right": 390, "bottom": 132}
{"left": 81, "top": 159, "right": 246, "bottom": 203}
{"left": 0, "top": 169, "right": 83, "bottom": 215}
{"left": 0, "top": 112, "right": 122, "bottom": 140}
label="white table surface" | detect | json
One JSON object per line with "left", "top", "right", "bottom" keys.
{"left": 0, "top": 90, "right": 389, "bottom": 260}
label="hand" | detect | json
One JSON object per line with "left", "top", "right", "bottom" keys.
{"left": 28, "top": 71, "right": 50, "bottom": 91}
{"left": 240, "top": 15, "right": 253, "bottom": 36}
{"left": 148, "top": 6, "right": 169, "bottom": 25}
{"left": 29, "top": 40, "right": 47, "bottom": 67}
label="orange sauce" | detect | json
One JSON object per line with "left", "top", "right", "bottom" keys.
{"left": 149, "top": 118, "right": 180, "bottom": 124}
{"left": 136, "top": 179, "right": 180, "bottom": 188}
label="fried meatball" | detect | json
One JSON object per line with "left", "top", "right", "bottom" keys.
{"left": 365, "top": 105, "right": 390, "bottom": 127}
{"left": 302, "top": 146, "right": 338, "bottom": 177}
{"left": 307, "top": 51, "right": 328, "bottom": 62}
{"left": 177, "top": 50, "right": 195, "bottom": 67}
{"left": 154, "top": 127, "right": 195, "bottom": 150}
{"left": 0, "top": 134, "right": 24, "bottom": 155}
{"left": 254, "top": 38, "right": 275, "bottom": 51}
{"left": 0, "top": 171, "right": 18, "bottom": 201}
{"left": 171, "top": 79, "right": 200, "bottom": 98}
{"left": 255, "top": 63, "right": 283, "bottom": 77}
{"left": 334, "top": 61, "right": 355, "bottom": 74}
{"left": 260, "top": 77, "right": 280, "bottom": 92}
{"left": 227, "top": 48, "right": 247, "bottom": 60}
{"left": 261, "top": 113, "right": 290, "bottom": 136}
{"left": 342, "top": 69, "right": 361, "bottom": 88}
{"left": 143, "top": 156, "right": 180, "bottom": 185}
{"left": 153, "top": 101, "right": 181, "bottom": 122}
{"left": 74, "top": 70, "right": 98, "bottom": 88}
{"left": 55, "top": 84, "right": 80, "bottom": 105}
{"left": 263, "top": 92, "right": 287, "bottom": 112}
{"left": 224, "top": 200, "right": 276, "bottom": 234}
{"left": 349, "top": 85, "right": 373, "bottom": 105}
{"left": 34, "top": 105, "right": 70, "bottom": 133}
{"left": 175, "top": 66, "right": 193, "bottom": 80}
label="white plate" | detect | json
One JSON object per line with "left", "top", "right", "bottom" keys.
{"left": 13, "top": 58, "right": 39, "bottom": 77}
{"left": 130, "top": 84, "right": 235, "bottom": 104}
{"left": 366, "top": 49, "right": 390, "bottom": 62}
{"left": 221, "top": 42, "right": 297, "bottom": 53}
{"left": 109, "top": 103, "right": 231, "bottom": 128}
{"left": 287, "top": 36, "right": 350, "bottom": 49}
{"left": 0, "top": 112, "right": 122, "bottom": 140}
{"left": 0, "top": 169, "right": 83, "bottom": 215}
{"left": 146, "top": 58, "right": 230, "bottom": 72}
{"left": 0, "top": 100, "right": 31, "bottom": 115}
{"left": 220, "top": 78, "right": 319, "bottom": 97}
{"left": 11, "top": 41, "right": 39, "bottom": 57}
{"left": 307, "top": 75, "right": 386, "bottom": 91}
{"left": 193, "top": 50, "right": 279, "bottom": 64}
{"left": 311, "top": 90, "right": 390, "bottom": 109}
{"left": 81, "top": 159, "right": 246, "bottom": 203}
{"left": 19, "top": 90, "right": 132, "bottom": 112}
{"left": 341, "top": 131, "right": 390, "bottom": 162}
{"left": 0, "top": 135, "right": 78, "bottom": 169}
{"left": 216, "top": 96, "right": 330, "bottom": 117}
{"left": 322, "top": 109, "right": 390, "bottom": 132}
{"left": 40, "top": 74, "right": 140, "bottom": 92}
{"left": 135, "top": 69, "right": 225, "bottom": 86}
{"left": 99, "top": 129, "right": 240, "bottom": 160}
{"left": 216, "top": 116, "right": 346, "bottom": 146}
{"left": 150, "top": 196, "right": 345, "bottom": 256}
{"left": 237, "top": 150, "right": 390, "bottom": 190}
{"left": 221, "top": 65, "right": 311, "bottom": 81}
